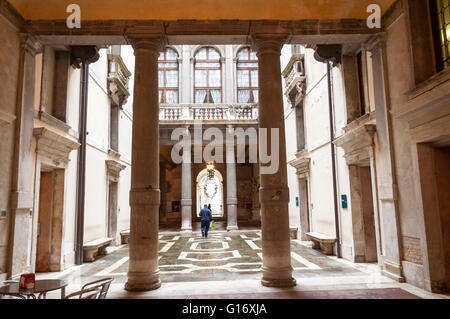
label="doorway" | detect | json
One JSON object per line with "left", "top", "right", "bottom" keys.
{"left": 349, "top": 165, "right": 378, "bottom": 263}
{"left": 196, "top": 168, "right": 224, "bottom": 218}
{"left": 433, "top": 147, "right": 450, "bottom": 290}
{"left": 107, "top": 181, "right": 119, "bottom": 244}
{"left": 35, "top": 168, "right": 65, "bottom": 272}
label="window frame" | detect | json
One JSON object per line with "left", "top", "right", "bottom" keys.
{"left": 158, "top": 47, "right": 180, "bottom": 104}
{"left": 430, "top": 0, "right": 450, "bottom": 72}
{"left": 193, "top": 47, "right": 223, "bottom": 104}
{"left": 236, "top": 47, "right": 259, "bottom": 104}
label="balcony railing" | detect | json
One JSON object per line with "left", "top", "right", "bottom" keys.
{"left": 282, "top": 54, "right": 306, "bottom": 103}
{"left": 159, "top": 104, "right": 259, "bottom": 122}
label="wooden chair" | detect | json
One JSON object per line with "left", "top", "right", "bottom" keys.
{"left": 63, "top": 287, "right": 101, "bottom": 299}
{"left": 80, "top": 278, "right": 113, "bottom": 299}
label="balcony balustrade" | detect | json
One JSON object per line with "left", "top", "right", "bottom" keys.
{"left": 159, "top": 104, "right": 259, "bottom": 123}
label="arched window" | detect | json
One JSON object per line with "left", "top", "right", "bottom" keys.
{"left": 194, "top": 47, "right": 222, "bottom": 104}
{"left": 158, "top": 47, "right": 179, "bottom": 104}
{"left": 236, "top": 47, "right": 259, "bottom": 104}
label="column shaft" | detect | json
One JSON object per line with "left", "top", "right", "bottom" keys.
{"left": 126, "top": 38, "right": 163, "bottom": 291}
{"left": 181, "top": 137, "right": 192, "bottom": 232}
{"left": 226, "top": 126, "right": 238, "bottom": 230}
{"left": 254, "top": 35, "right": 296, "bottom": 288}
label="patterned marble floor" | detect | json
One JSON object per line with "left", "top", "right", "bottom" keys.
{"left": 53, "top": 231, "right": 370, "bottom": 285}
{"left": 33, "top": 230, "right": 450, "bottom": 299}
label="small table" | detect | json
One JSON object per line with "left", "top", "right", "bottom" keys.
{"left": 0, "top": 279, "right": 68, "bottom": 299}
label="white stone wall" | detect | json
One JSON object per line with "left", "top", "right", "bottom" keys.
{"left": 29, "top": 47, "right": 134, "bottom": 269}
{"left": 282, "top": 46, "right": 352, "bottom": 255}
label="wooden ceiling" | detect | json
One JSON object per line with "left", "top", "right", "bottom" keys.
{"left": 8, "top": 0, "right": 396, "bottom": 21}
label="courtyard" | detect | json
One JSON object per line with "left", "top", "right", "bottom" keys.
{"left": 34, "top": 226, "right": 447, "bottom": 299}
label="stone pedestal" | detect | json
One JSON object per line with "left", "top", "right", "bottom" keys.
{"left": 125, "top": 38, "right": 163, "bottom": 292}
{"left": 226, "top": 126, "right": 238, "bottom": 231}
{"left": 253, "top": 35, "right": 296, "bottom": 288}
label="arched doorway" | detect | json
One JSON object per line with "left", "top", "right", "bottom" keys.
{"left": 196, "top": 168, "right": 224, "bottom": 218}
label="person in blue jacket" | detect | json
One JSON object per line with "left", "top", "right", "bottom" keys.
{"left": 199, "top": 204, "right": 213, "bottom": 238}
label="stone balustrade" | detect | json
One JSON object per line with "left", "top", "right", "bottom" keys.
{"left": 159, "top": 104, "right": 259, "bottom": 123}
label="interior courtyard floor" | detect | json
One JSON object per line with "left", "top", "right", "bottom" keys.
{"left": 34, "top": 227, "right": 449, "bottom": 299}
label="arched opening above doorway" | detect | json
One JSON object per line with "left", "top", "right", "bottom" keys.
{"left": 196, "top": 168, "right": 224, "bottom": 218}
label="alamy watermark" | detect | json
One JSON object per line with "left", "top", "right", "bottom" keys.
{"left": 171, "top": 123, "right": 279, "bottom": 175}
{"left": 66, "top": 4, "right": 81, "bottom": 29}
{"left": 66, "top": 3, "right": 383, "bottom": 30}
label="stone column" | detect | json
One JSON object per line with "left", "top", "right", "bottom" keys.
{"left": 226, "top": 125, "right": 238, "bottom": 231}
{"left": 181, "top": 126, "right": 192, "bottom": 233}
{"left": 125, "top": 37, "right": 163, "bottom": 291}
{"left": 253, "top": 35, "right": 296, "bottom": 288}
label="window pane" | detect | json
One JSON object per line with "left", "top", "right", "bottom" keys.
{"left": 195, "top": 90, "right": 207, "bottom": 104}
{"left": 195, "top": 70, "right": 207, "bottom": 87}
{"left": 208, "top": 48, "right": 220, "bottom": 60}
{"left": 158, "top": 71, "right": 164, "bottom": 87}
{"left": 250, "top": 51, "right": 257, "bottom": 60}
{"left": 159, "top": 90, "right": 163, "bottom": 102}
{"left": 251, "top": 70, "right": 258, "bottom": 87}
{"left": 209, "top": 70, "right": 221, "bottom": 87}
{"left": 237, "top": 70, "right": 249, "bottom": 87}
{"left": 238, "top": 90, "right": 250, "bottom": 103}
{"left": 158, "top": 52, "right": 164, "bottom": 60}
{"left": 210, "top": 90, "right": 221, "bottom": 104}
{"left": 195, "top": 48, "right": 207, "bottom": 60}
{"left": 166, "top": 48, "right": 178, "bottom": 60}
{"left": 166, "top": 91, "right": 179, "bottom": 104}
{"left": 196, "top": 62, "right": 221, "bottom": 68}
{"left": 253, "top": 90, "right": 259, "bottom": 103}
{"left": 237, "top": 48, "right": 249, "bottom": 60}
{"left": 238, "top": 62, "right": 258, "bottom": 68}
{"left": 166, "top": 70, "right": 178, "bottom": 88}
{"left": 159, "top": 62, "right": 178, "bottom": 68}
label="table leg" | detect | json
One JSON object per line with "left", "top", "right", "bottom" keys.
{"left": 61, "top": 287, "right": 66, "bottom": 299}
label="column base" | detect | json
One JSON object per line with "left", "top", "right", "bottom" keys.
{"left": 226, "top": 225, "right": 239, "bottom": 231}
{"left": 125, "top": 271, "right": 161, "bottom": 291}
{"left": 382, "top": 260, "right": 405, "bottom": 283}
{"left": 180, "top": 228, "right": 193, "bottom": 235}
{"left": 261, "top": 266, "right": 296, "bottom": 288}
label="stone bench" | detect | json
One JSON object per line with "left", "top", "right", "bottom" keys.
{"left": 306, "top": 232, "right": 336, "bottom": 255}
{"left": 120, "top": 230, "right": 130, "bottom": 244}
{"left": 83, "top": 238, "right": 113, "bottom": 262}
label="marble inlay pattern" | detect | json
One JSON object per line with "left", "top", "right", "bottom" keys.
{"left": 52, "top": 231, "right": 372, "bottom": 285}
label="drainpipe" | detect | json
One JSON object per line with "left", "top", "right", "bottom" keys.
{"left": 327, "top": 61, "right": 342, "bottom": 258}
{"left": 75, "top": 62, "right": 89, "bottom": 265}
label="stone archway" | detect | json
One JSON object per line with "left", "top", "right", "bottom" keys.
{"left": 196, "top": 168, "right": 224, "bottom": 218}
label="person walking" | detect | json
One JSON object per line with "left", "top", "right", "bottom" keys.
{"left": 199, "top": 204, "right": 213, "bottom": 238}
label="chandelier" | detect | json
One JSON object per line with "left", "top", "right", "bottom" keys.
{"left": 206, "top": 162, "right": 215, "bottom": 180}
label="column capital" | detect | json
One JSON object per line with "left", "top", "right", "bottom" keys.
{"left": 128, "top": 36, "right": 166, "bottom": 55}
{"left": 251, "top": 34, "right": 289, "bottom": 56}
{"left": 19, "top": 33, "right": 42, "bottom": 57}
